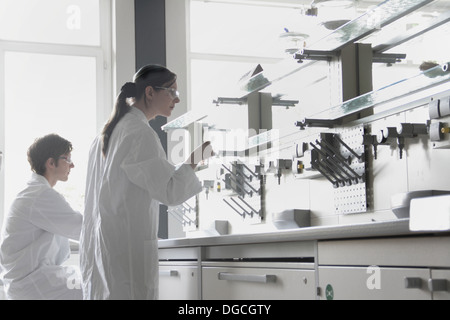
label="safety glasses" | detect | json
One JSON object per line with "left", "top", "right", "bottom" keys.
{"left": 155, "top": 86, "right": 180, "bottom": 100}
{"left": 59, "top": 156, "right": 73, "bottom": 164}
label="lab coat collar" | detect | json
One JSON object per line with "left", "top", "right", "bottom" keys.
{"left": 30, "top": 172, "right": 51, "bottom": 188}
{"left": 129, "top": 106, "right": 150, "bottom": 125}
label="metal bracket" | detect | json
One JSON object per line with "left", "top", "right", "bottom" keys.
{"left": 294, "top": 49, "right": 406, "bottom": 65}
{"left": 213, "top": 96, "right": 298, "bottom": 108}
{"left": 295, "top": 118, "right": 342, "bottom": 129}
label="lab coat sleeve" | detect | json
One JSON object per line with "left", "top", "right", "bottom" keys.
{"left": 29, "top": 189, "right": 83, "bottom": 241}
{"left": 120, "top": 134, "right": 202, "bottom": 206}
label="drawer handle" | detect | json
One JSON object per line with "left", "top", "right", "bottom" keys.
{"left": 218, "top": 272, "right": 277, "bottom": 283}
{"left": 159, "top": 270, "right": 179, "bottom": 277}
{"left": 404, "top": 277, "right": 422, "bottom": 289}
{"left": 428, "top": 279, "right": 448, "bottom": 292}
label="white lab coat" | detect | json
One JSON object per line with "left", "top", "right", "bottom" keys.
{"left": 0, "top": 173, "right": 83, "bottom": 300}
{"left": 80, "top": 107, "right": 202, "bottom": 300}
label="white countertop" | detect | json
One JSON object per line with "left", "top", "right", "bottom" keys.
{"left": 158, "top": 218, "right": 446, "bottom": 249}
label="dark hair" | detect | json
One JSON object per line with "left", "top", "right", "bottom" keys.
{"left": 27, "top": 134, "right": 73, "bottom": 175}
{"left": 101, "top": 64, "right": 177, "bottom": 156}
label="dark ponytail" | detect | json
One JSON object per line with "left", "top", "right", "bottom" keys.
{"left": 101, "top": 64, "right": 177, "bottom": 156}
{"left": 101, "top": 82, "right": 135, "bottom": 156}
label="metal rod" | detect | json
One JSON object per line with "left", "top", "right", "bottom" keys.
{"left": 326, "top": 154, "right": 361, "bottom": 183}
{"left": 167, "top": 209, "right": 185, "bottom": 224}
{"left": 237, "top": 160, "right": 259, "bottom": 178}
{"left": 230, "top": 197, "right": 252, "bottom": 217}
{"left": 231, "top": 162, "right": 252, "bottom": 180}
{"left": 334, "top": 134, "right": 363, "bottom": 160}
{"left": 236, "top": 196, "right": 260, "bottom": 215}
{"left": 172, "top": 209, "right": 188, "bottom": 225}
{"left": 312, "top": 160, "right": 339, "bottom": 188}
{"left": 314, "top": 141, "right": 362, "bottom": 180}
{"left": 309, "top": 141, "right": 328, "bottom": 158}
{"left": 222, "top": 179, "right": 245, "bottom": 197}
{"left": 310, "top": 142, "right": 345, "bottom": 181}
{"left": 240, "top": 176, "right": 259, "bottom": 194}
{"left": 229, "top": 175, "right": 253, "bottom": 196}
{"left": 321, "top": 152, "right": 356, "bottom": 182}
{"left": 223, "top": 164, "right": 256, "bottom": 194}
{"left": 175, "top": 207, "right": 195, "bottom": 224}
{"left": 181, "top": 203, "right": 192, "bottom": 212}
{"left": 316, "top": 139, "right": 350, "bottom": 164}
{"left": 314, "top": 159, "right": 346, "bottom": 187}
{"left": 223, "top": 198, "right": 244, "bottom": 217}
{"left": 321, "top": 158, "right": 349, "bottom": 184}
{"left": 222, "top": 164, "right": 238, "bottom": 178}
{"left": 310, "top": 142, "right": 358, "bottom": 183}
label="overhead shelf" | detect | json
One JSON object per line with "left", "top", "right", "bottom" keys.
{"left": 234, "top": 0, "right": 437, "bottom": 99}
{"left": 161, "top": 110, "right": 207, "bottom": 131}
{"left": 296, "top": 62, "right": 450, "bottom": 128}
{"left": 307, "top": 0, "right": 434, "bottom": 51}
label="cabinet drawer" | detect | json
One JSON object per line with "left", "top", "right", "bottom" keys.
{"left": 202, "top": 266, "right": 315, "bottom": 300}
{"left": 318, "top": 266, "right": 431, "bottom": 300}
{"left": 159, "top": 265, "right": 199, "bottom": 300}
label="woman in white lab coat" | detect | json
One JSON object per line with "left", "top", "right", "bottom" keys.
{"left": 0, "top": 134, "right": 83, "bottom": 300}
{"left": 80, "top": 65, "right": 213, "bottom": 300}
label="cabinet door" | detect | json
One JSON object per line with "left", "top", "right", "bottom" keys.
{"left": 430, "top": 269, "right": 450, "bottom": 300}
{"left": 202, "top": 266, "right": 315, "bottom": 300}
{"left": 159, "top": 265, "right": 199, "bottom": 300}
{"left": 318, "top": 266, "right": 431, "bottom": 300}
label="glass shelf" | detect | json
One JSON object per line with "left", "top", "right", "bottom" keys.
{"left": 307, "top": 0, "right": 434, "bottom": 51}
{"left": 304, "top": 63, "right": 450, "bottom": 121}
{"left": 234, "top": 0, "right": 435, "bottom": 99}
{"left": 161, "top": 110, "right": 207, "bottom": 131}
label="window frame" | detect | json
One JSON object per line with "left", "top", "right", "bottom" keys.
{"left": 0, "top": 0, "right": 113, "bottom": 223}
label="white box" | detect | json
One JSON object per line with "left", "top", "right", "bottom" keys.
{"left": 410, "top": 195, "right": 450, "bottom": 231}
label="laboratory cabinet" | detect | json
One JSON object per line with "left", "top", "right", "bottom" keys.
{"left": 202, "top": 262, "right": 316, "bottom": 300}
{"left": 158, "top": 262, "right": 199, "bottom": 300}
{"left": 158, "top": 229, "right": 450, "bottom": 300}
{"left": 318, "top": 266, "right": 450, "bottom": 300}
{"left": 318, "top": 266, "right": 432, "bottom": 300}
{"left": 317, "top": 236, "right": 450, "bottom": 300}
{"left": 158, "top": 247, "right": 201, "bottom": 300}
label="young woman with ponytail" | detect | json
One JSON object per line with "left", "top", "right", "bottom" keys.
{"left": 80, "top": 65, "right": 213, "bottom": 300}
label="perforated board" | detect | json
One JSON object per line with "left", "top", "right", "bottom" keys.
{"left": 334, "top": 125, "right": 368, "bottom": 214}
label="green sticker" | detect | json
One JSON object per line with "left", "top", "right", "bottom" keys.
{"left": 325, "top": 284, "right": 334, "bottom": 300}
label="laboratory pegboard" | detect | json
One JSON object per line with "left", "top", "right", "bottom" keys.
{"left": 221, "top": 160, "right": 264, "bottom": 224}
{"left": 333, "top": 125, "right": 367, "bottom": 214}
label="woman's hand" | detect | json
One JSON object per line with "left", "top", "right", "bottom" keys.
{"left": 185, "top": 141, "right": 215, "bottom": 169}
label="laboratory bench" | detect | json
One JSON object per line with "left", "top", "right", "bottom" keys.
{"left": 158, "top": 220, "right": 450, "bottom": 300}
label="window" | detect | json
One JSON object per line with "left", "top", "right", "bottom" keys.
{"left": 0, "top": 0, "right": 100, "bottom": 46}
{"left": 189, "top": 0, "right": 310, "bottom": 113}
{"left": 188, "top": 0, "right": 450, "bottom": 118}
{"left": 0, "top": 0, "right": 111, "bottom": 218}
